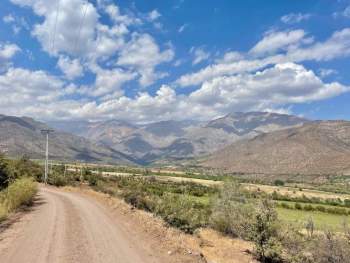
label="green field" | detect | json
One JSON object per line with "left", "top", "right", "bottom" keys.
{"left": 277, "top": 207, "right": 350, "bottom": 231}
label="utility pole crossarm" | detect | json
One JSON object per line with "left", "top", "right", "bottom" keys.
{"left": 41, "top": 129, "right": 54, "bottom": 184}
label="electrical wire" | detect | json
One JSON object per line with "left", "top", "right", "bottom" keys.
{"left": 51, "top": 0, "right": 61, "bottom": 54}
{"left": 74, "top": 0, "right": 89, "bottom": 55}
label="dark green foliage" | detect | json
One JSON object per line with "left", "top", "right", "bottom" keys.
{"left": 0, "top": 154, "right": 9, "bottom": 189}
{"left": 85, "top": 172, "right": 98, "bottom": 186}
{"left": 274, "top": 180, "right": 285, "bottom": 186}
{"left": 82, "top": 167, "right": 92, "bottom": 176}
{"left": 0, "top": 155, "right": 42, "bottom": 189}
{"left": 345, "top": 199, "right": 350, "bottom": 207}
{"left": 122, "top": 190, "right": 154, "bottom": 212}
{"left": 294, "top": 203, "right": 302, "bottom": 210}
{"left": 280, "top": 202, "right": 291, "bottom": 209}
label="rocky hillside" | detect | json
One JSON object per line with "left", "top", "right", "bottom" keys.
{"left": 0, "top": 115, "right": 136, "bottom": 164}
{"left": 203, "top": 121, "right": 350, "bottom": 175}
{"left": 49, "top": 112, "right": 307, "bottom": 164}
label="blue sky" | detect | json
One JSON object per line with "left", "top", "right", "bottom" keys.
{"left": 0, "top": 0, "right": 350, "bottom": 122}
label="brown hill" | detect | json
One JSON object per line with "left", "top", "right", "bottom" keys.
{"left": 203, "top": 121, "right": 350, "bottom": 175}
{"left": 0, "top": 115, "right": 136, "bottom": 165}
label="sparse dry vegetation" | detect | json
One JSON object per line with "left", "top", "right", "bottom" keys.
{"left": 0, "top": 155, "right": 39, "bottom": 221}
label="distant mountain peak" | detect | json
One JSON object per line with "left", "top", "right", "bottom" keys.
{"left": 12, "top": 111, "right": 308, "bottom": 165}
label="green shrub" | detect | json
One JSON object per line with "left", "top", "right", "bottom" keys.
{"left": 274, "top": 180, "right": 285, "bottom": 186}
{"left": 154, "top": 193, "right": 210, "bottom": 233}
{"left": 344, "top": 199, "right": 350, "bottom": 208}
{"left": 304, "top": 204, "right": 314, "bottom": 211}
{"left": 316, "top": 205, "right": 326, "bottom": 212}
{"left": 3, "top": 177, "right": 37, "bottom": 212}
{"left": 7, "top": 156, "right": 42, "bottom": 183}
{"left": 86, "top": 173, "right": 98, "bottom": 186}
{"left": 122, "top": 190, "right": 155, "bottom": 212}
{"left": 48, "top": 173, "right": 68, "bottom": 187}
{"left": 295, "top": 203, "right": 302, "bottom": 210}
{"left": 280, "top": 202, "right": 291, "bottom": 209}
{"left": 210, "top": 181, "right": 255, "bottom": 239}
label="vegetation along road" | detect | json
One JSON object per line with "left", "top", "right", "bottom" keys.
{"left": 0, "top": 186, "right": 166, "bottom": 263}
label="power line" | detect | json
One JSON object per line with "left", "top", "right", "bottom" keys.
{"left": 51, "top": 0, "right": 61, "bottom": 54}
{"left": 74, "top": 0, "right": 89, "bottom": 55}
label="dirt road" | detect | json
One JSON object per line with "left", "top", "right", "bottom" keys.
{"left": 0, "top": 186, "right": 166, "bottom": 263}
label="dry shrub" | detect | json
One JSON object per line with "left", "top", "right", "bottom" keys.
{"left": 310, "top": 230, "right": 350, "bottom": 263}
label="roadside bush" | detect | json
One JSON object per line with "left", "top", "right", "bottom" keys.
{"left": 3, "top": 177, "right": 37, "bottom": 212}
{"left": 122, "top": 190, "right": 155, "bottom": 212}
{"left": 48, "top": 172, "right": 69, "bottom": 187}
{"left": 86, "top": 173, "right": 98, "bottom": 186}
{"left": 210, "top": 181, "right": 255, "bottom": 239}
{"left": 7, "top": 156, "right": 42, "bottom": 183}
{"left": 154, "top": 193, "right": 210, "bottom": 233}
{"left": 250, "top": 199, "right": 283, "bottom": 263}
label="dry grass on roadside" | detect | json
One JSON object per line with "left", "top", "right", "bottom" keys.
{"left": 0, "top": 177, "right": 37, "bottom": 222}
{"left": 0, "top": 204, "right": 7, "bottom": 221}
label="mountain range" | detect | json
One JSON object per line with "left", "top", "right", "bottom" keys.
{"left": 203, "top": 121, "right": 350, "bottom": 175}
{"left": 47, "top": 112, "right": 306, "bottom": 164}
{"left": 0, "top": 115, "right": 135, "bottom": 164}
{"left": 3, "top": 112, "right": 350, "bottom": 175}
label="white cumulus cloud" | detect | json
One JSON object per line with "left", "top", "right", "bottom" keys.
{"left": 250, "top": 29, "right": 308, "bottom": 55}
{"left": 117, "top": 33, "right": 174, "bottom": 86}
{"left": 57, "top": 56, "right": 83, "bottom": 80}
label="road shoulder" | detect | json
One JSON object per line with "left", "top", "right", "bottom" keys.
{"left": 65, "top": 185, "right": 256, "bottom": 263}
